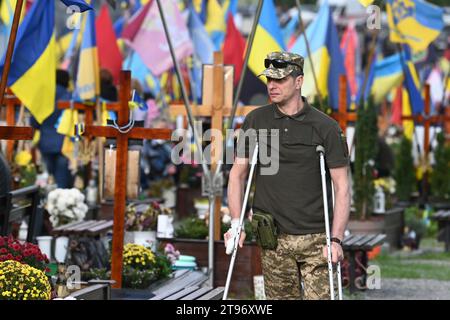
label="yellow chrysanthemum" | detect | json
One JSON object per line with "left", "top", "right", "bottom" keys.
{"left": 15, "top": 150, "right": 32, "bottom": 166}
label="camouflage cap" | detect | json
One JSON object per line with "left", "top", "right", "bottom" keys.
{"left": 258, "top": 51, "right": 304, "bottom": 79}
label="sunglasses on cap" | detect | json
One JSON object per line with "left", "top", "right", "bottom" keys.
{"left": 264, "top": 58, "right": 302, "bottom": 70}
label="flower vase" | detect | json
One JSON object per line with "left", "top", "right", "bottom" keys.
{"left": 54, "top": 236, "right": 69, "bottom": 263}
{"left": 36, "top": 236, "right": 53, "bottom": 261}
{"left": 162, "top": 187, "right": 176, "bottom": 208}
{"left": 157, "top": 214, "right": 174, "bottom": 239}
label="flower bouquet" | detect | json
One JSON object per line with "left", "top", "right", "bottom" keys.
{"left": 0, "top": 236, "right": 49, "bottom": 272}
{"left": 122, "top": 243, "right": 171, "bottom": 289}
{"left": 0, "top": 260, "right": 51, "bottom": 300}
{"left": 46, "top": 188, "right": 88, "bottom": 227}
{"left": 125, "top": 201, "right": 172, "bottom": 232}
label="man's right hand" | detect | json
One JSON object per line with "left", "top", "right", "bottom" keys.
{"left": 224, "top": 219, "right": 246, "bottom": 255}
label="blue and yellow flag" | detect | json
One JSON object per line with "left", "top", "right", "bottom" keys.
{"left": 0, "top": 0, "right": 26, "bottom": 26}
{"left": 76, "top": 3, "right": 100, "bottom": 101}
{"left": 0, "top": 0, "right": 56, "bottom": 124}
{"left": 248, "top": 0, "right": 285, "bottom": 83}
{"left": 387, "top": 0, "right": 444, "bottom": 52}
{"left": 400, "top": 45, "right": 424, "bottom": 115}
{"left": 370, "top": 53, "right": 404, "bottom": 104}
{"left": 290, "top": 2, "right": 347, "bottom": 110}
{"left": 204, "top": 0, "right": 228, "bottom": 50}
{"left": 191, "top": 0, "right": 207, "bottom": 23}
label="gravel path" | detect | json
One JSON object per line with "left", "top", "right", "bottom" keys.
{"left": 350, "top": 278, "right": 450, "bottom": 300}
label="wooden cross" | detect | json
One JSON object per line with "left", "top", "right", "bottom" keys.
{"left": 331, "top": 75, "right": 357, "bottom": 133}
{"left": 401, "top": 84, "right": 450, "bottom": 198}
{"left": 1, "top": 90, "right": 24, "bottom": 161}
{"left": 0, "top": 125, "right": 33, "bottom": 141}
{"left": 82, "top": 70, "right": 171, "bottom": 288}
{"left": 57, "top": 100, "right": 97, "bottom": 128}
{"left": 402, "top": 84, "right": 450, "bottom": 160}
{"left": 169, "top": 51, "right": 257, "bottom": 241}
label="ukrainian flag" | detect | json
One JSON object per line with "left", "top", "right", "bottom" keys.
{"left": 204, "top": 0, "right": 228, "bottom": 50}
{"left": 370, "top": 53, "right": 404, "bottom": 104}
{"left": 76, "top": 3, "right": 100, "bottom": 101}
{"left": 0, "top": 0, "right": 26, "bottom": 26}
{"left": 290, "top": 2, "right": 347, "bottom": 110}
{"left": 0, "top": 0, "right": 56, "bottom": 124}
{"left": 400, "top": 45, "right": 424, "bottom": 115}
{"left": 248, "top": 0, "right": 285, "bottom": 83}
{"left": 387, "top": 0, "right": 444, "bottom": 52}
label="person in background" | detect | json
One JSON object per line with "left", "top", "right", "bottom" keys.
{"left": 31, "top": 69, "right": 73, "bottom": 188}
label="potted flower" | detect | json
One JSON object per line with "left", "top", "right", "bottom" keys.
{"left": 174, "top": 216, "right": 208, "bottom": 240}
{"left": 82, "top": 244, "right": 172, "bottom": 291}
{"left": 46, "top": 188, "right": 88, "bottom": 262}
{"left": 0, "top": 236, "right": 50, "bottom": 272}
{"left": 125, "top": 201, "right": 170, "bottom": 250}
{"left": 0, "top": 260, "right": 52, "bottom": 300}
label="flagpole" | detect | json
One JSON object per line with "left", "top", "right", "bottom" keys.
{"left": 295, "top": 0, "right": 322, "bottom": 102}
{"left": 0, "top": 0, "right": 24, "bottom": 104}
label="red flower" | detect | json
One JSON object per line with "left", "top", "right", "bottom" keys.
{"left": 5, "top": 253, "right": 13, "bottom": 260}
{"left": 11, "top": 244, "right": 21, "bottom": 251}
{"left": 0, "top": 237, "right": 5, "bottom": 246}
{"left": 0, "top": 248, "right": 7, "bottom": 254}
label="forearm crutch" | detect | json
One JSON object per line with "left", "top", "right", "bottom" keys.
{"left": 316, "top": 145, "right": 343, "bottom": 300}
{"left": 223, "top": 143, "right": 259, "bottom": 300}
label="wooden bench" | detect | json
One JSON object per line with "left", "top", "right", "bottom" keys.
{"left": 0, "top": 185, "right": 40, "bottom": 243}
{"left": 342, "top": 233, "right": 386, "bottom": 294}
{"left": 431, "top": 210, "right": 450, "bottom": 252}
{"left": 148, "top": 269, "right": 224, "bottom": 300}
{"left": 51, "top": 220, "right": 113, "bottom": 269}
{"left": 51, "top": 220, "right": 113, "bottom": 237}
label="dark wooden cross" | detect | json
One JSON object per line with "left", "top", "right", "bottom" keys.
{"left": 402, "top": 84, "right": 450, "bottom": 160}
{"left": 83, "top": 70, "right": 172, "bottom": 288}
{"left": 169, "top": 51, "right": 257, "bottom": 240}
{"left": 401, "top": 84, "right": 450, "bottom": 199}
{"left": 1, "top": 90, "right": 24, "bottom": 161}
{"left": 331, "top": 75, "right": 357, "bottom": 133}
{"left": 57, "top": 100, "right": 97, "bottom": 128}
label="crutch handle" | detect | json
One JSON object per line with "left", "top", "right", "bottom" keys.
{"left": 316, "top": 145, "right": 325, "bottom": 154}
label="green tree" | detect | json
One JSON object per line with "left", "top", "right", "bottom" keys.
{"left": 353, "top": 96, "right": 378, "bottom": 220}
{"left": 393, "top": 135, "right": 416, "bottom": 202}
{"left": 430, "top": 132, "right": 450, "bottom": 201}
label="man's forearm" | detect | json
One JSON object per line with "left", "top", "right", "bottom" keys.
{"left": 331, "top": 184, "right": 351, "bottom": 241}
{"left": 227, "top": 174, "right": 245, "bottom": 220}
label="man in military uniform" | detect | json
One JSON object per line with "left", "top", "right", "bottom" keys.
{"left": 225, "top": 51, "right": 351, "bottom": 300}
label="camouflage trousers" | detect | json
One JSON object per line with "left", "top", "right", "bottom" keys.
{"left": 261, "top": 232, "right": 335, "bottom": 300}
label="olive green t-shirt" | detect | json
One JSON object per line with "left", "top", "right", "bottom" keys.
{"left": 236, "top": 98, "right": 349, "bottom": 234}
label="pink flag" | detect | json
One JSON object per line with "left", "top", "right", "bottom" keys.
{"left": 123, "top": 0, "right": 193, "bottom": 76}
{"left": 340, "top": 22, "right": 358, "bottom": 100}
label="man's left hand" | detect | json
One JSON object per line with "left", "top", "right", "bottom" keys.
{"left": 323, "top": 242, "right": 344, "bottom": 264}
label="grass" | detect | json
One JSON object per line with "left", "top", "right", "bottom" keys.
{"left": 370, "top": 238, "right": 450, "bottom": 281}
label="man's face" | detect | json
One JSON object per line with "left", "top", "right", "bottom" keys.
{"left": 266, "top": 75, "right": 303, "bottom": 104}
